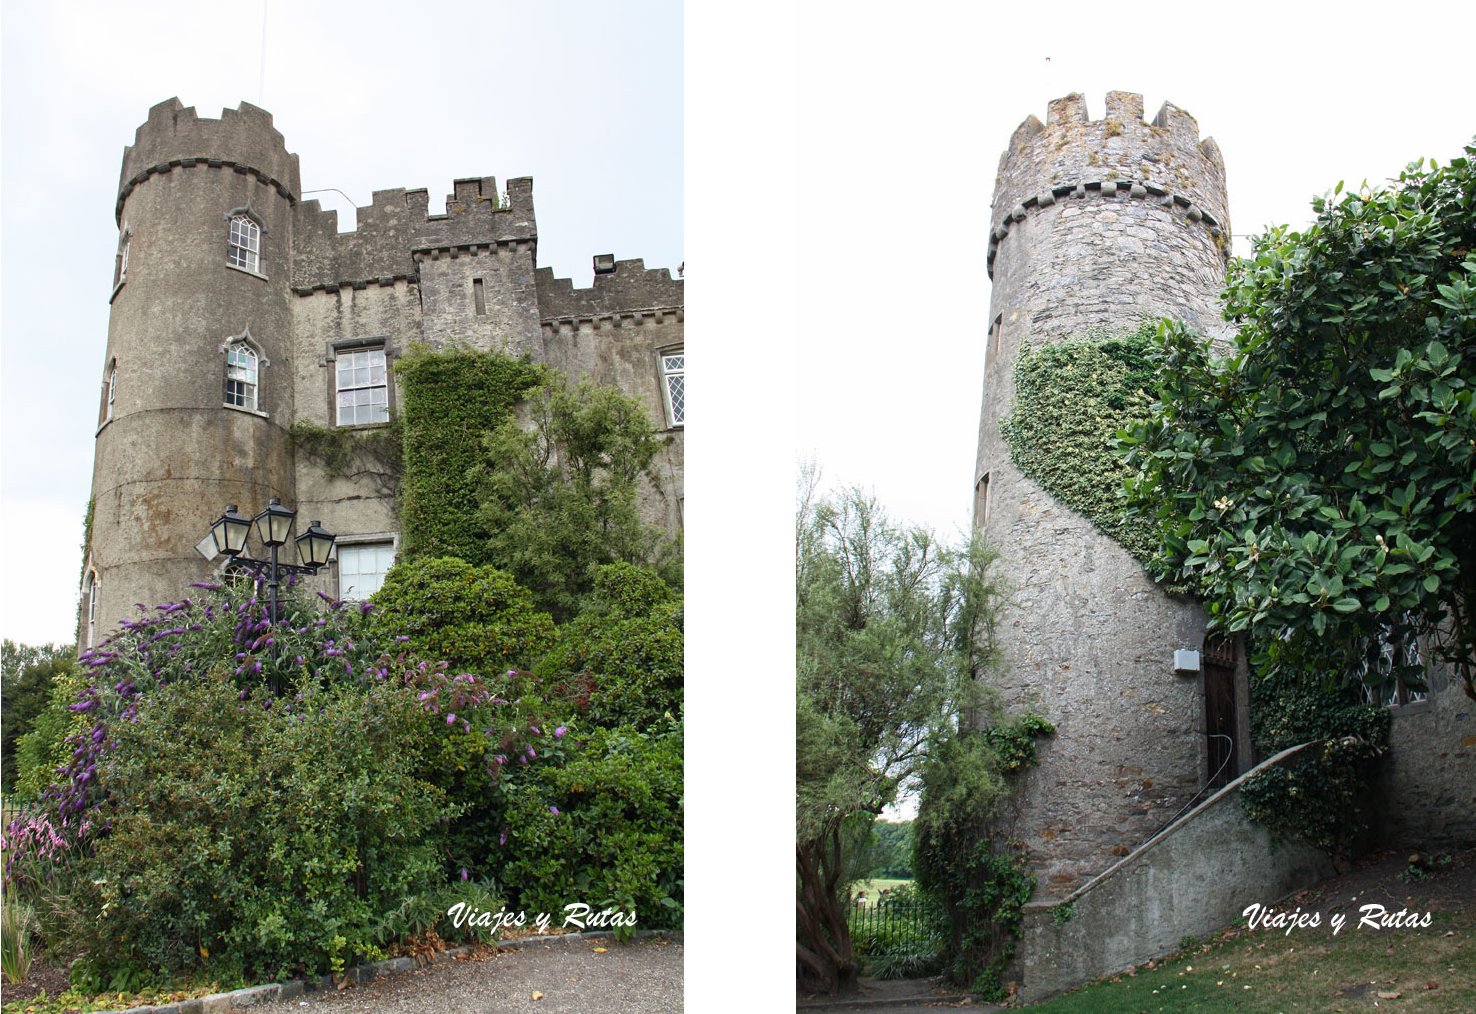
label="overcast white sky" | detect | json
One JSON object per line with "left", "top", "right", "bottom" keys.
{"left": 3, "top": 4, "right": 1475, "bottom": 1002}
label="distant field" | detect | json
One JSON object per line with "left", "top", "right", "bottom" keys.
{"left": 849, "top": 877, "right": 913, "bottom": 904}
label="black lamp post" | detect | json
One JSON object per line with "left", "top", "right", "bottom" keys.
{"left": 208, "top": 498, "right": 336, "bottom": 623}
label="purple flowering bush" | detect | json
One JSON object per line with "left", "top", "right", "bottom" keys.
{"left": 3, "top": 581, "right": 541, "bottom": 986}
{"left": 4, "top": 565, "right": 685, "bottom": 987}
{"left": 58, "top": 672, "right": 447, "bottom": 986}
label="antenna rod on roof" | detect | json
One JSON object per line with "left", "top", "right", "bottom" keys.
{"left": 258, "top": 0, "right": 268, "bottom": 103}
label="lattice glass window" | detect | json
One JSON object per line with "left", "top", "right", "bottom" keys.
{"left": 338, "top": 542, "right": 395, "bottom": 600}
{"left": 106, "top": 362, "right": 117, "bottom": 421}
{"left": 225, "top": 344, "right": 259, "bottom": 409}
{"left": 336, "top": 347, "right": 389, "bottom": 425}
{"left": 661, "top": 352, "right": 684, "bottom": 427}
{"left": 1358, "top": 614, "right": 1428, "bottom": 707}
{"left": 227, "top": 215, "right": 261, "bottom": 273}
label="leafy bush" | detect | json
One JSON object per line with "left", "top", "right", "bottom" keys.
{"left": 532, "top": 563, "right": 682, "bottom": 729}
{"left": 497, "top": 723, "right": 683, "bottom": 933}
{"left": 914, "top": 717, "right": 1052, "bottom": 997}
{"left": 4, "top": 581, "right": 554, "bottom": 985}
{"left": 2, "top": 642, "right": 76, "bottom": 793}
{"left": 367, "top": 556, "right": 555, "bottom": 678}
{"left": 477, "top": 373, "right": 679, "bottom": 621}
{"left": 60, "top": 673, "right": 447, "bottom": 985}
{"left": 1240, "top": 661, "right": 1390, "bottom": 859}
{"left": 11, "top": 660, "right": 89, "bottom": 799}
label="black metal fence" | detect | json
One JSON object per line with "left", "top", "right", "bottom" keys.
{"left": 847, "top": 896, "right": 935, "bottom": 951}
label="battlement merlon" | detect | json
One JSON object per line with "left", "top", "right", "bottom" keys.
{"left": 118, "top": 99, "right": 302, "bottom": 206}
{"left": 409, "top": 176, "right": 537, "bottom": 251}
{"left": 535, "top": 259, "right": 684, "bottom": 319}
{"left": 291, "top": 178, "right": 539, "bottom": 290}
{"left": 992, "top": 91, "right": 1229, "bottom": 237}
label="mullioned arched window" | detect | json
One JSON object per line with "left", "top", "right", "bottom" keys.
{"left": 222, "top": 329, "right": 267, "bottom": 413}
{"left": 225, "top": 209, "right": 264, "bottom": 275}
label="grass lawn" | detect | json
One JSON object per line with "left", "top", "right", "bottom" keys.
{"left": 1027, "top": 849, "right": 1475, "bottom": 1012}
{"left": 849, "top": 878, "right": 912, "bottom": 904}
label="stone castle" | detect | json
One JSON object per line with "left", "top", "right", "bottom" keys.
{"left": 972, "top": 92, "right": 1471, "bottom": 1000}
{"left": 81, "top": 99, "right": 683, "bottom": 644}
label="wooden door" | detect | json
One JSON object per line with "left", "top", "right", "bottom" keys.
{"left": 1202, "top": 638, "right": 1238, "bottom": 789}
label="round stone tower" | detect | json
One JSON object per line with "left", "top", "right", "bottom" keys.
{"left": 84, "top": 99, "right": 301, "bottom": 641}
{"left": 973, "top": 92, "right": 1240, "bottom": 899}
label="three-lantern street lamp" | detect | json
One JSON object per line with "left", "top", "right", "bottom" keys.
{"left": 208, "top": 498, "right": 336, "bottom": 623}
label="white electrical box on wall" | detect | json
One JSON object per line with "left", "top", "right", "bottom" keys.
{"left": 1173, "top": 649, "right": 1201, "bottom": 674}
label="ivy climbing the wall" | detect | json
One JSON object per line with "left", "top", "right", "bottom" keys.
{"left": 394, "top": 346, "right": 544, "bottom": 563}
{"left": 290, "top": 418, "right": 404, "bottom": 498}
{"left": 1000, "top": 321, "right": 1160, "bottom": 569}
{"left": 1239, "top": 656, "right": 1391, "bottom": 862}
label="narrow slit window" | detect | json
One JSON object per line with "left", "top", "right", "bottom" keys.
{"left": 975, "top": 472, "right": 991, "bottom": 529}
{"left": 987, "top": 314, "right": 1003, "bottom": 370}
{"left": 103, "top": 359, "right": 118, "bottom": 424}
{"left": 86, "top": 570, "right": 99, "bottom": 647}
{"left": 114, "top": 227, "right": 131, "bottom": 288}
{"left": 473, "top": 277, "right": 487, "bottom": 315}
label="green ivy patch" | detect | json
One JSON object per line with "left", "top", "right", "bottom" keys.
{"left": 394, "top": 347, "right": 544, "bottom": 563}
{"left": 1000, "top": 323, "right": 1160, "bottom": 569}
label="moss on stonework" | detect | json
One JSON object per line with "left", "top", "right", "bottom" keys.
{"left": 1000, "top": 321, "right": 1161, "bottom": 570}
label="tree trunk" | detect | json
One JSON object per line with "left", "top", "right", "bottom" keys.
{"left": 796, "top": 829, "right": 860, "bottom": 995}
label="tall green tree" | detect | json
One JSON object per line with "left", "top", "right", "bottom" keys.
{"left": 478, "top": 374, "right": 679, "bottom": 622}
{"left": 1122, "top": 145, "right": 1476, "bottom": 701}
{"left": 795, "top": 478, "right": 1002, "bottom": 995}
{"left": 1, "top": 640, "right": 76, "bottom": 793}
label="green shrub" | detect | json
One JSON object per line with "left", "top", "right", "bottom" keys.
{"left": 497, "top": 724, "right": 683, "bottom": 934}
{"left": 532, "top": 563, "right": 682, "bottom": 729}
{"left": 1240, "top": 661, "right": 1390, "bottom": 859}
{"left": 367, "top": 556, "right": 556, "bottom": 678}
{"left": 2, "top": 643, "right": 76, "bottom": 793}
{"left": 11, "top": 661, "right": 89, "bottom": 799}
{"left": 476, "top": 374, "right": 679, "bottom": 622}
{"left": 59, "top": 673, "right": 447, "bottom": 985}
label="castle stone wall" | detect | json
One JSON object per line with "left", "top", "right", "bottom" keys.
{"left": 1014, "top": 745, "right": 1336, "bottom": 1003}
{"left": 1374, "top": 661, "right": 1476, "bottom": 848}
{"left": 975, "top": 93, "right": 1232, "bottom": 900}
{"left": 90, "top": 101, "right": 300, "bottom": 638}
{"left": 86, "top": 100, "right": 680, "bottom": 637}
{"left": 418, "top": 241, "right": 545, "bottom": 360}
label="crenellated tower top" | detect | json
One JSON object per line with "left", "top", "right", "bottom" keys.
{"left": 117, "top": 99, "right": 302, "bottom": 223}
{"left": 988, "top": 91, "right": 1229, "bottom": 279}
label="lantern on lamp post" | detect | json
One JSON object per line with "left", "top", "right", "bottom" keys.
{"left": 205, "top": 499, "right": 336, "bottom": 623}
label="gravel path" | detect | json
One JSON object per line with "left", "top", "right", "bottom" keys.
{"left": 257, "top": 938, "right": 682, "bottom": 1014}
